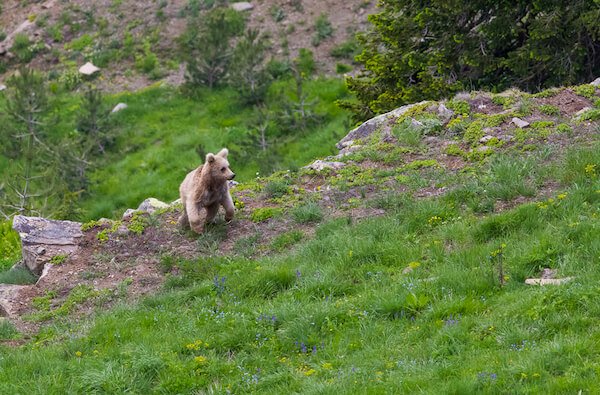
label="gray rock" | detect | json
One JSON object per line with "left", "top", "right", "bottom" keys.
{"left": 437, "top": 103, "right": 454, "bottom": 120}
{"left": 231, "top": 2, "right": 254, "bottom": 11}
{"left": 511, "top": 117, "right": 529, "bottom": 128}
{"left": 590, "top": 77, "right": 600, "bottom": 87}
{"left": 111, "top": 103, "right": 128, "bottom": 113}
{"left": 0, "top": 284, "right": 31, "bottom": 317}
{"left": 336, "top": 101, "right": 429, "bottom": 149}
{"left": 336, "top": 144, "right": 363, "bottom": 158}
{"left": 304, "top": 160, "right": 346, "bottom": 172}
{"left": 12, "top": 215, "right": 83, "bottom": 275}
{"left": 0, "top": 84, "right": 6, "bottom": 91}
{"left": 524, "top": 277, "right": 573, "bottom": 286}
{"left": 137, "top": 197, "right": 169, "bottom": 214}
{"left": 338, "top": 139, "right": 355, "bottom": 149}
{"left": 79, "top": 62, "right": 100, "bottom": 76}
{"left": 480, "top": 135, "right": 495, "bottom": 143}
{"left": 122, "top": 208, "right": 137, "bottom": 220}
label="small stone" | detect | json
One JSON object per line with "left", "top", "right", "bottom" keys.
{"left": 479, "top": 135, "right": 494, "bottom": 143}
{"left": 540, "top": 268, "right": 557, "bottom": 279}
{"left": 475, "top": 145, "right": 493, "bottom": 153}
{"left": 79, "top": 62, "right": 100, "bottom": 76}
{"left": 0, "top": 84, "right": 6, "bottom": 91}
{"left": 498, "top": 135, "right": 513, "bottom": 142}
{"left": 36, "top": 246, "right": 46, "bottom": 255}
{"left": 511, "top": 117, "right": 529, "bottom": 128}
{"left": 575, "top": 107, "right": 592, "bottom": 117}
{"left": 111, "top": 103, "right": 128, "bottom": 113}
{"left": 122, "top": 208, "right": 137, "bottom": 220}
{"left": 477, "top": 104, "right": 487, "bottom": 110}
{"left": 230, "top": 2, "right": 254, "bottom": 11}
{"left": 590, "top": 77, "right": 600, "bottom": 87}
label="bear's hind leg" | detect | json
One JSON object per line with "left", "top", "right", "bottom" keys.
{"left": 187, "top": 200, "right": 204, "bottom": 234}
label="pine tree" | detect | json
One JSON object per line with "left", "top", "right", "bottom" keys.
{"left": 181, "top": 7, "right": 245, "bottom": 89}
{"left": 228, "top": 29, "right": 272, "bottom": 105}
{"left": 0, "top": 68, "right": 53, "bottom": 216}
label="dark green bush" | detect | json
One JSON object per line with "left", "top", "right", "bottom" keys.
{"left": 343, "top": 1, "right": 600, "bottom": 121}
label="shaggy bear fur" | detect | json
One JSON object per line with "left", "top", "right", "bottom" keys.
{"left": 178, "top": 148, "right": 235, "bottom": 233}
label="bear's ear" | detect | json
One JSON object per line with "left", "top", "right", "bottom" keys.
{"left": 206, "top": 153, "right": 215, "bottom": 163}
{"left": 216, "top": 148, "right": 228, "bottom": 158}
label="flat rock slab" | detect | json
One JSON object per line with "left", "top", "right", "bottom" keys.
{"left": 12, "top": 215, "right": 83, "bottom": 275}
{"left": 525, "top": 277, "right": 573, "bottom": 286}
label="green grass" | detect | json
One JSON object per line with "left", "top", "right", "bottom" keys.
{"left": 0, "top": 144, "right": 598, "bottom": 392}
{"left": 0, "top": 220, "right": 21, "bottom": 271}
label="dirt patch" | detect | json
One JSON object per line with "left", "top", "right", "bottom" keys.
{"left": 536, "top": 89, "right": 593, "bottom": 116}
{"left": 469, "top": 95, "right": 504, "bottom": 115}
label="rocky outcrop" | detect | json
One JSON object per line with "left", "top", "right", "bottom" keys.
{"left": 12, "top": 215, "right": 83, "bottom": 275}
{"left": 336, "top": 101, "right": 429, "bottom": 150}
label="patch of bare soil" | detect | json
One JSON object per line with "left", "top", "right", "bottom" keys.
{"left": 536, "top": 89, "right": 593, "bottom": 116}
{"left": 468, "top": 94, "right": 504, "bottom": 115}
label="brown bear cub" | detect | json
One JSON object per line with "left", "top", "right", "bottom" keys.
{"left": 178, "top": 148, "right": 236, "bottom": 234}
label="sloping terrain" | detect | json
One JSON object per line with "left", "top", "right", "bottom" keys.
{"left": 0, "top": 0, "right": 375, "bottom": 90}
{"left": 0, "top": 82, "right": 598, "bottom": 392}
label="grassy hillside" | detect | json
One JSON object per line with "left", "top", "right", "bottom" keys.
{"left": 0, "top": 144, "right": 598, "bottom": 393}
{"left": 0, "top": 84, "right": 599, "bottom": 392}
{"left": 80, "top": 77, "right": 350, "bottom": 220}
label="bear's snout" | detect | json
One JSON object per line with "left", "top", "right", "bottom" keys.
{"left": 229, "top": 172, "right": 236, "bottom": 180}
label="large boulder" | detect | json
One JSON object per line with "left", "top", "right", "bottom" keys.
{"left": 336, "top": 101, "right": 429, "bottom": 150}
{"left": 12, "top": 215, "right": 83, "bottom": 275}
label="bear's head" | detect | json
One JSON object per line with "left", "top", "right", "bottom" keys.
{"left": 205, "top": 148, "right": 235, "bottom": 182}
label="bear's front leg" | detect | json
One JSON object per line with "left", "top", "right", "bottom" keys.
{"left": 187, "top": 200, "right": 204, "bottom": 234}
{"left": 222, "top": 193, "right": 235, "bottom": 222}
{"left": 205, "top": 203, "right": 220, "bottom": 224}
{"left": 177, "top": 209, "right": 190, "bottom": 229}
